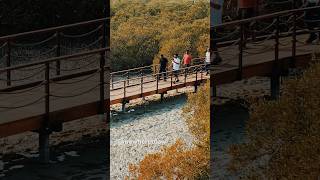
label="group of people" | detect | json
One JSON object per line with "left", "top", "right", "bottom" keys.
{"left": 158, "top": 49, "right": 212, "bottom": 83}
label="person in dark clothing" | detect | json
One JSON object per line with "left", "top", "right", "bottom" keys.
{"left": 238, "top": 0, "right": 257, "bottom": 48}
{"left": 305, "top": 0, "right": 320, "bottom": 44}
{"left": 159, "top": 54, "right": 168, "bottom": 81}
{"left": 212, "top": 28, "right": 222, "bottom": 65}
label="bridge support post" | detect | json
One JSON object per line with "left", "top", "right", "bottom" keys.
{"left": 194, "top": 83, "right": 198, "bottom": 93}
{"left": 270, "top": 74, "right": 280, "bottom": 100}
{"left": 160, "top": 93, "right": 164, "bottom": 101}
{"left": 122, "top": 102, "right": 126, "bottom": 112}
{"left": 39, "top": 130, "right": 50, "bottom": 163}
{"left": 121, "top": 99, "right": 128, "bottom": 112}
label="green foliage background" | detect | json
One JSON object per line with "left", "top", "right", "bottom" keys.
{"left": 111, "top": 0, "right": 209, "bottom": 71}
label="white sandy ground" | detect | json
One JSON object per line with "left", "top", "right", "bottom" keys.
{"left": 110, "top": 88, "right": 196, "bottom": 179}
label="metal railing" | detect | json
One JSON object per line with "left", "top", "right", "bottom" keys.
{"left": 110, "top": 57, "right": 205, "bottom": 90}
{"left": 0, "top": 17, "right": 109, "bottom": 86}
{"left": 212, "top": 5, "right": 320, "bottom": 99}
{"left": 110, "top": 62, "right": 208, "bottom": 100}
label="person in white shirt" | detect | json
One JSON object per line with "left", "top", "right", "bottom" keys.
{"left": 172, "top": 54, "right": 181, "bottom": 83}
{"left": 205, "top": 48, "right": 211, "bottom": 75}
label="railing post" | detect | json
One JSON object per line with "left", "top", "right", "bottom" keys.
{"left": 111, "top": 74, "right": 114, "bottom": 90}
{"left": 195, "top": 67, "right": 198, "bottom": 92}
{"left": 140, "top": 70, "right": 143, "bottom": 97}
{"left": 6, "top": 41, "right": 11, "bottom": 86}
{"left": 170, "top": 71, "right": 173, "bottom": 90}
{"left": 99, "top": 51, "right": 106, "bottom": 115}
{"left": 39, "top": 61, "right": 51, "bottom": 163}
{"left": 122, "top": 80, "right": 126, "bottom": 112}
{"left": 291, "top": 12, "right": 297, "bottom": 68}
{"left": 238, "top": 23, "right": 244, "bottom": 80}
{"left": 56, "top": 31, "right": 61, "bottom": 75}
{"left": 271, "top": 16, "right": 280, "bottom": 100}
{"left": 127, "top": 72, "right": 130, "bottom": 85}
{"left": 156, "top": 73, "right": 159, "bottom": 93}
{"left": 184, "top": 67, "right": 187, "bottom": 87}
{"left": 123, "top": 80, "right": 126, "bottom": 98}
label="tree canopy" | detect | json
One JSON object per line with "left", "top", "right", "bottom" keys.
{"left": 111, "top": 0, "right": 209, "bottom": 71}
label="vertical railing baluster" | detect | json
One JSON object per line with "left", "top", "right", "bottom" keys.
{"left": 56, "top": 31, "right": 61, "bottom": 75}
{"left": 271, "top": 16, "right": 280, "bottom": 99}
{"left": 184, "top": 67, "right": 187, "bottom": 87}
{"left": 45, "top": 62, "right": 50, "bottom": 123}
{"left": 127, "top": 72, "right": 129, "bottom": 85}
{"left": 195, "top": 68, "right": 198, "bottom": 82}
{"left": 123, "top": 80, "right": 126, "bottom": 98}
{"left": 170, "top": 71, "right": 173, "bottom": 90}
{"left": 140, "top": 70, "right": 143, "bottom": 97}
{"left": 111, "top": 74, "right": 114, "bottom": 90}
{"left": 238, "top": 23, "right": 244, "bottom": 80}
{"left": 39, "top": 61, "right": 51, "bottom": 163}
{"left": 156, "top": 73, "right": 159, "bottom": 93}
{"left": 275, "top": 16, "right": 279, "bottom": 63}
{"left": 99, "top": 51, "right": 105, "bottom": 115}
{"left": 6, "top": 41, "right": 11, "bottom": 86}
{"left": 292, "top": 12, "right": 297, "bottom": 68}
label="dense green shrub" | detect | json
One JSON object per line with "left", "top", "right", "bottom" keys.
{"left": 228, "top": 59, "right": 320, "bottom": 179}
{"left": 111, "top": 0, "right": 209, "bottom": 71}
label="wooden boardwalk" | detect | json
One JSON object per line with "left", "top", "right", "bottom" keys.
{"left": 0, "top": 33, "right": 318, "bottom": 138}
{"left": 0, "top": 7, "right": 320, "bottom": 164}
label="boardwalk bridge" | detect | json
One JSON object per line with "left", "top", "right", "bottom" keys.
{"left": 0, "top": 6, "right": 319, "bottom": 162}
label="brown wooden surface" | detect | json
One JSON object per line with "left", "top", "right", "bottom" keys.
{"left": 0, "top": 32, "right": 319, "bottom": 138}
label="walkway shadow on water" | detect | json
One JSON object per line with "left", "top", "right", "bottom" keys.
{"left": 110, "top": 94, "right": 188, "bottom": 129}
{"left": 210, "top": 100, "right": 250, "bottom": 178}
{"left": 1, "top": 136, "right": 108, "bottom": 180}
{"left": 212, "top": 100, "right": 249, "bottom": 134}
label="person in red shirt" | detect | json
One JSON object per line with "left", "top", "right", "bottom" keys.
{"left": 183, "top": 50, "right": 192, "bottom": 75}
{"left": 183, "top": 50, "right": 192, "bottom": 67}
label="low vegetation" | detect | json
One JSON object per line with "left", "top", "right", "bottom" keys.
{"left": 228, "top": 59, "right": 320, "bottom": 179}
{"left": 127, "top": 82, "right": 210, "bottom": 179}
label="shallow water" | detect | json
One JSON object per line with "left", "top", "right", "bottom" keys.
{"left": 1, "top": 137, "right": 107, "bottom": 180}
{"left": 211, "top": 101, "right": 249, "bottom": 179}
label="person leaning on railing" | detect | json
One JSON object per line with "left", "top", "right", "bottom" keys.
{"left": 304, "top": 0, "right": 320, "bottom": 44}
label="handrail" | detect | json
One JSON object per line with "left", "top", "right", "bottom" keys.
{"left": 111, "top": 57, "right": 205, "bottom": 75}
{"left": 111, "top": 63, "right": 206, "bottom": 84}
{"left": 0, "top": 47, "right": 110, "bottom": 73}
{"left": 0, "top": 17, "right": 110, "bottom": 42}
